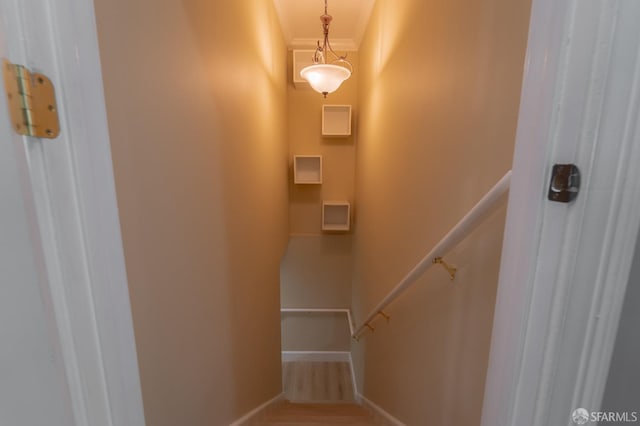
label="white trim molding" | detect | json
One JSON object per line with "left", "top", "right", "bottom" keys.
{"left": 50, "top": 0, "right": 146, "bottom": 423}
{"left": 358, "top": 394, "right": 406, "bottom": 426}
{"left": 281, "top": 307, "right": 355, "bottom": 336}
{"left": 228, "top": 393, "right": 284, "bottom": 426}
{"left": 281, "top": 351, "right": 352, "bottom": 363}
{"left": 482, "top": 1, "right": 640, "bottom": 426}
{"left": 289, "top": 38, "right": 358, "bottom": 51}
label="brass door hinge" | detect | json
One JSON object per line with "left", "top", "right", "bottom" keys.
{"left": 3, "top": 58, "right": 60, "bottom": 138}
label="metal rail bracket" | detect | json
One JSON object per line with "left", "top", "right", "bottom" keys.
{"left": 433, "top": 256, "right": 457, "bottom": 280}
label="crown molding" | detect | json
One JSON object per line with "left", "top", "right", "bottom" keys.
{"left": 289, "top": 38, "right": 358, "bottom": 52}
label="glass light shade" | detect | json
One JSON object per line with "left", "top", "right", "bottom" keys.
{"left": 300, "top": 64, "right": 351, "bottom": 95}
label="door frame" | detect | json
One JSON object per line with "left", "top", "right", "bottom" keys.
{"left": 2, "top": 0, "right": 145, "bottom": 424}
{"left": 482, "top": 0, "right": 640, "bottom": 425}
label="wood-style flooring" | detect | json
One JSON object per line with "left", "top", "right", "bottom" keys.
{"left": 282, "top": 361, "right": 355, "bottom": 403}
{"left": 251, "top": 401, "right": 378, "bottom": 426}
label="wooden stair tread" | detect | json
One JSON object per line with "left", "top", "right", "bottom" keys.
{"left": 254, "top": 401, "right": 378, "bottom": 425}
{"left": 253, "top": 423, "right": 376, "bottom": 426}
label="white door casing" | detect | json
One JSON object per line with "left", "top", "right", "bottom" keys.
{"left": 482, "top": 1, "right": 640, "bottom": 425}
{"left": 1, "top": 27, "right": 76, "bottom": 426}
{"left": 0, "top": 0, "right": 145, "bottom": 425}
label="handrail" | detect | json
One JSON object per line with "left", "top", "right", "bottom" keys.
{"left": 352, "top": 171, "right": 512, "bottom": 339}
{"left": 281, "top": 308, "right": 355, "bottom": 337}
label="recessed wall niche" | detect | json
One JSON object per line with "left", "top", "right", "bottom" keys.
{"left": 293, "top": 155, "right": 323, "bottom": 184}
{"left": 322, "top": 202, "right": 350, "bottom": 232}
{"left": 322, "top": 105, "right": 352, "bottom": 137}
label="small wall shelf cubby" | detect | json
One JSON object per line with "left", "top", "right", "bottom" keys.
{"left": 322, "top": 105, "right": 352, "bottom": 137}
{"left": 322, "top": 202, "right": 350, "bottom": 232}
{"left": 292, "top": 50, "right": 316, "bottom": 88}
{"left": 294, "top": 155, "right": 323, "bottom": 184}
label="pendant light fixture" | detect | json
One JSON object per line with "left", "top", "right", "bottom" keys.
{"left": 300, "top": 0, "right": 353, "bottom": 98}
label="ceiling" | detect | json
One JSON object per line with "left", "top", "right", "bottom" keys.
{"left": 272, "top": 0, "right": 375, "bottom": 50}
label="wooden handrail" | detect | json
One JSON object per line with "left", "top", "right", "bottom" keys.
{"left": 352, "top": 171, "right": 512, "bottom": 339}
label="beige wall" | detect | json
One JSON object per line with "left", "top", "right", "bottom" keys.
{"left": 93, "top": 1, "right": 288, "bottom": 425}
{"left": 281, "top": 313, "right": 352, "bottom": 352}
{"left": 353, "top": 0, "right": 531, "bottom": 424}
{"left": 280, "top": 236, "right": 352, "bottom": 308}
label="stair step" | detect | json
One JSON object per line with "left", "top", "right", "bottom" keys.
{"left": 263, "top": 415, "right": 370, "bottom": 422}
{"left": 254, "top": 401, "right": 378, "bottom": 425}
{"left": 253, "top": 423, "right": 376, "bottom": 426}
{"left": 270, "top": 403, "right": 368, "bottom": 415}
{"left": 283, "top": 361, "right": 355, "bottom": 402}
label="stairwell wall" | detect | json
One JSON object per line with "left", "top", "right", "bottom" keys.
{"left": 352, "top": 0, "right": 531, "bottom": 424}
{"left": 280, "top": 51, "right": 359, "bottom": 353}
{"left": 93, "top": 1, "right": 288, "bottom": 425}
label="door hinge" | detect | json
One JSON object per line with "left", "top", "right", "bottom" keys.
{"left": 3, "top": 58, "right": 60, "bottom": 138}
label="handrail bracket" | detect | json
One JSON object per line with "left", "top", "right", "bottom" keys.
{"left": 433, "top": 256, "right": 457, "bottom": 280}
{"left": 377, "top": 311, "right": 390, "bottom": 322}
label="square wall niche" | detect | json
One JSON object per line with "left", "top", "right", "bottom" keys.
{"left": 294, "top": 155, "right": 322, "bottom": 184}
{"left": 322, "top": 105, "right": 352, "bottom": 137}
{"left": 322, "top": 202, "right": 350, "bottom": 232}
{"left": 292, "top": 50, "right": 316, "bottom": 88}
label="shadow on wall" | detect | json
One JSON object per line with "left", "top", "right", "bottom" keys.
{"left": 94, "top": 0, "right": 289, "bottom": 425}
{"left": 180, "top": 0, "right": 290, "bottom": 422}
{"left": 280, "top": 236, "right": 353, "bottom": 308}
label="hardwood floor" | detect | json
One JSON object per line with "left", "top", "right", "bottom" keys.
{"left": 282, "top": 361, "right": 355, "bottom": 402}
{"left": 258, "top": 361, "right": 380, "bottom": 425}
{"left": 251, "top": 401, "right": 378, "bottom": 425}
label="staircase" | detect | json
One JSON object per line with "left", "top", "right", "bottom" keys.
{"left": 251, "top": 400, "right": 379, "bottom": 425}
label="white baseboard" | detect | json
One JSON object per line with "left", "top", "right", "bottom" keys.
{"left": 228, "top": 393, "right": 283, "bottom": 426}
{"left": 358, "top": 394, "right": 406, "bottom": 426}
{"left": 281, "top": 351, "right": 351, "bottom": 362}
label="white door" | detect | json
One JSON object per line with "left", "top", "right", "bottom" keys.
{"left": 482, "top": 1, "right": 640, "bottom": 425}
{"left": 0, "top": 0, "right": 145, "bottom": 425}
